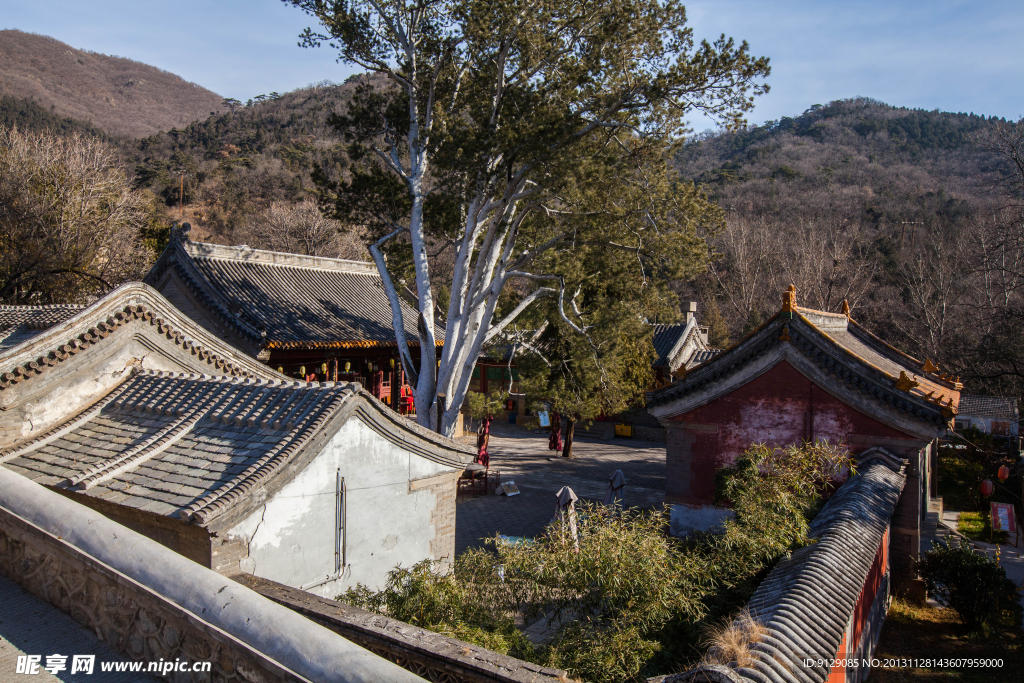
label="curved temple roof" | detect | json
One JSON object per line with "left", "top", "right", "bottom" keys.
{"left": 646, "top": 292, "right": 961, "bottom": 438}
{"left": 1, "top": 369, "right": 474, "bottom": 531}
{"left": 0, "top": 282, "right": 279, "bottom": 394}
{"left": 145, "top": 231, "right": 444, "bottom": 350}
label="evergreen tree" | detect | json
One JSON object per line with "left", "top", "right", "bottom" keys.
{"left": 287, "top": 0, "right": 770, "bottom": 434}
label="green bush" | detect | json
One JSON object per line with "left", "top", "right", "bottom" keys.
{"left": 338, "top": 440, "right": 854, "bottom": 682}
{"left": 916, "top": 538, "right": 1016, "bottom": 630}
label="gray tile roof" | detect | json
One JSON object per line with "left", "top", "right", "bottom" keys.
{"left": 0, "top": 284, "right": 279, "bottom": 392}
{"left": 958, "top": 394, "right": 1018, "bottom": 421}
{"left": 1, "top": 369, "right": 473, "bottom": 528}
{"left": 647, "top": 306, "right": 961, "bottom": 432}
{"left": 688, "top": 349, "right": 721, "bottom": 367}
{"left": 651, "top": 323, "right": 687, "bottom": 367}
{"left": 146, "top": 238, "right": 443, "bottom": 349}
{"left": 669, "top": 456, "right": 906, "bottom": 683}
{"left": 0, "top": 304, "right": 84, "bottom": 351}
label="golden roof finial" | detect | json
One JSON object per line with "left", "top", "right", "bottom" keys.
{"left": 782, "top": 284, "right": 797, "bottom": 317}
{"left": 841, "top": 299, "right": 850, "bottom": 317}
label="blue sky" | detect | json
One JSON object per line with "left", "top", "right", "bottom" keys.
{"left": 4, "top": 0, "right": 1022, "bottom": 131}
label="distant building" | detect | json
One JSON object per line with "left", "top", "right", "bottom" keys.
{"left": 650, "top": 302, "right": 720, "bottom": 387}
{"left": 145, "top": 225, "right": 443, "bottom": 410}
{"left": 955, "top": 394, "right": 1019, "bottom": 438}
{"left": 1, "top": 284, "right": 473, "bottom": 597}
{"left": 646, "top": 286, "right": 960, "bottom": 593}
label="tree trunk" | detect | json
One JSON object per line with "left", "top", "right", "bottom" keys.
{"left": 563, "top": 419, "right": 576, "bottom": 459}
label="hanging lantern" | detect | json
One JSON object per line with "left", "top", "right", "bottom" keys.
{"left": 321, "top": 363, "right": 328, "bottom": 374}
{"left": 980, "top": 479, "right": 994, "bottom": 497}
{"left": 998, "top": 465, "right": 1010, "bottom": 482}
{"left": 276, "top": 366, "right": 283, "bottom": 373}
{"left": 390, "top": 358, "right": 395, "bottom": 369}
{"left": 344, "top": 361, "right": 351, "bottom": 372}
{"left": 367, "top": 362, "right": 374, "bottom": 372}
{"left": 299, "top": 365, "right": 306, "bottom": 375}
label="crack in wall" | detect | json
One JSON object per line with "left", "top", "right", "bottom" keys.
{"left": 245, "top": 504, "right": 267, "bottom": 575}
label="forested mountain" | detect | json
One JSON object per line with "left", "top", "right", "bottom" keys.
{"left": 3, "top": 37, "right": 1021, "bottom": 405}
{"left": 675, "top": 98, "right": 1024, "bottom": 400}
{"left": 0, "top": 30, "right": 224, "bottom": 138}
{"left": 119, "top": 79, "right": 364, "bottom": 244}
{"left": 678, "top": 98, "right": 1000, "bottom": 229}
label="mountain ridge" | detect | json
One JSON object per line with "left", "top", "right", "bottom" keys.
{"left": 0, "top": 29, "right": 225, "bottom": 138}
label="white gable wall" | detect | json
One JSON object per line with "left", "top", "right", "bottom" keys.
{"left": 228, "top": 417, "right": 457, "bottom": 599}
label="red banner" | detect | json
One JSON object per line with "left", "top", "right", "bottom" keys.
{"left": 991, "top": 502, "right": 1017, "bottom": 533}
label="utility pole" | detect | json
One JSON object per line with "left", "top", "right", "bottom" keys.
{"left": 171, "top": 168, "right": 188, "bottom": 221}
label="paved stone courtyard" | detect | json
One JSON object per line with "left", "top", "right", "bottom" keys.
{"left": 454, "top": 424, "right": 667, "bottom": 555}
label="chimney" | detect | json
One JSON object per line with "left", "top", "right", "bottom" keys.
{"left": 685, "top": 301, "right": 697, "bottom": 324}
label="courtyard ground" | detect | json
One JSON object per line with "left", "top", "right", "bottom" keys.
{"left": 454, "top": 423, "right": 667, "bottom": 555}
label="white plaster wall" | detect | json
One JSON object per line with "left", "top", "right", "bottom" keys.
{"left": 5, "top": 335, "right": 208, "bottom": 443}
{"left": 229, "top": 418, "right": 456, "bottom": 599}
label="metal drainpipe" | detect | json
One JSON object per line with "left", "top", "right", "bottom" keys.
{"left": 300, "top": 470, "right": 346, "bottom": 591}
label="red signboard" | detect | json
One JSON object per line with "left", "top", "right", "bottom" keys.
{"left": 991, "top": 502, "right": 1017, "bottom": 534}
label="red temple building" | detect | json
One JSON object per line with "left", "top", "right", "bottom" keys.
{"left": 646, "top": 285, "right": 960, "bottom": 591}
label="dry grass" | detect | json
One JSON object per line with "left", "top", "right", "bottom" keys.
{"left": 703, "top": 609, "right": 770, "bottom": 668}
{"left": 873, "top": 599, "right": 1023, "bottom": 682}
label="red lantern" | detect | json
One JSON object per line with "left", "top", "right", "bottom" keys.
{"left": 980, "top": 479, "right": 994, "bottom": 497}
{"left": 998, "top": 465, "right": 1010, "bottom": 482}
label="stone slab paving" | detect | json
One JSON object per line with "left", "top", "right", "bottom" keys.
{"left": 0, "top": 575, "right": 155, "bottom": 682}
{"left": 455, "top": 424, "right": 666, "bottom": 555}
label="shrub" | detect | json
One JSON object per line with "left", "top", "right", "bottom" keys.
{"left": 916, "top": 538, "right": 1016, "bottom": 630}
{"left": 338, "top": 440, "right": 854, "bottom": 682}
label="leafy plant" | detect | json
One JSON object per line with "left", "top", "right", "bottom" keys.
{"left": 916, "top": 538, "right": 1017, "bottom": 631}
{"left": 339, "top": 440, "right": 852, "bottom": 682}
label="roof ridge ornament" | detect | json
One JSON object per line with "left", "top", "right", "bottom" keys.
{"left": 841, "top": 299, "right": 851, "bottom": 318}
{"left": 170, "top": 222, "right": 192, "bottom": 243}
{"left": 781, "top": 285, "right": 797, "bottom": 319}
{"left": 895, "top": 370, "right": 920, "bottom": 392}
{"left": 922, "top": 358, "right": 939, "bottom": 374}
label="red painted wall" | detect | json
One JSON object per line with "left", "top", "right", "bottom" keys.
{"left": 668, "top": 360, "right": 911, "bottom": 505}
{"left": 850, "top": 528, "right": 888, "bottom": 658}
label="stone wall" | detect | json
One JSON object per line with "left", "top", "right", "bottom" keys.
{"left": 237, "top": 575, "right": 568, "bottom": 683}
{"left": 0, "top": 467, "right": 423, "bottom": 683}
{"left": 416, "top": 472, "right": 459, "bottom": 569}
